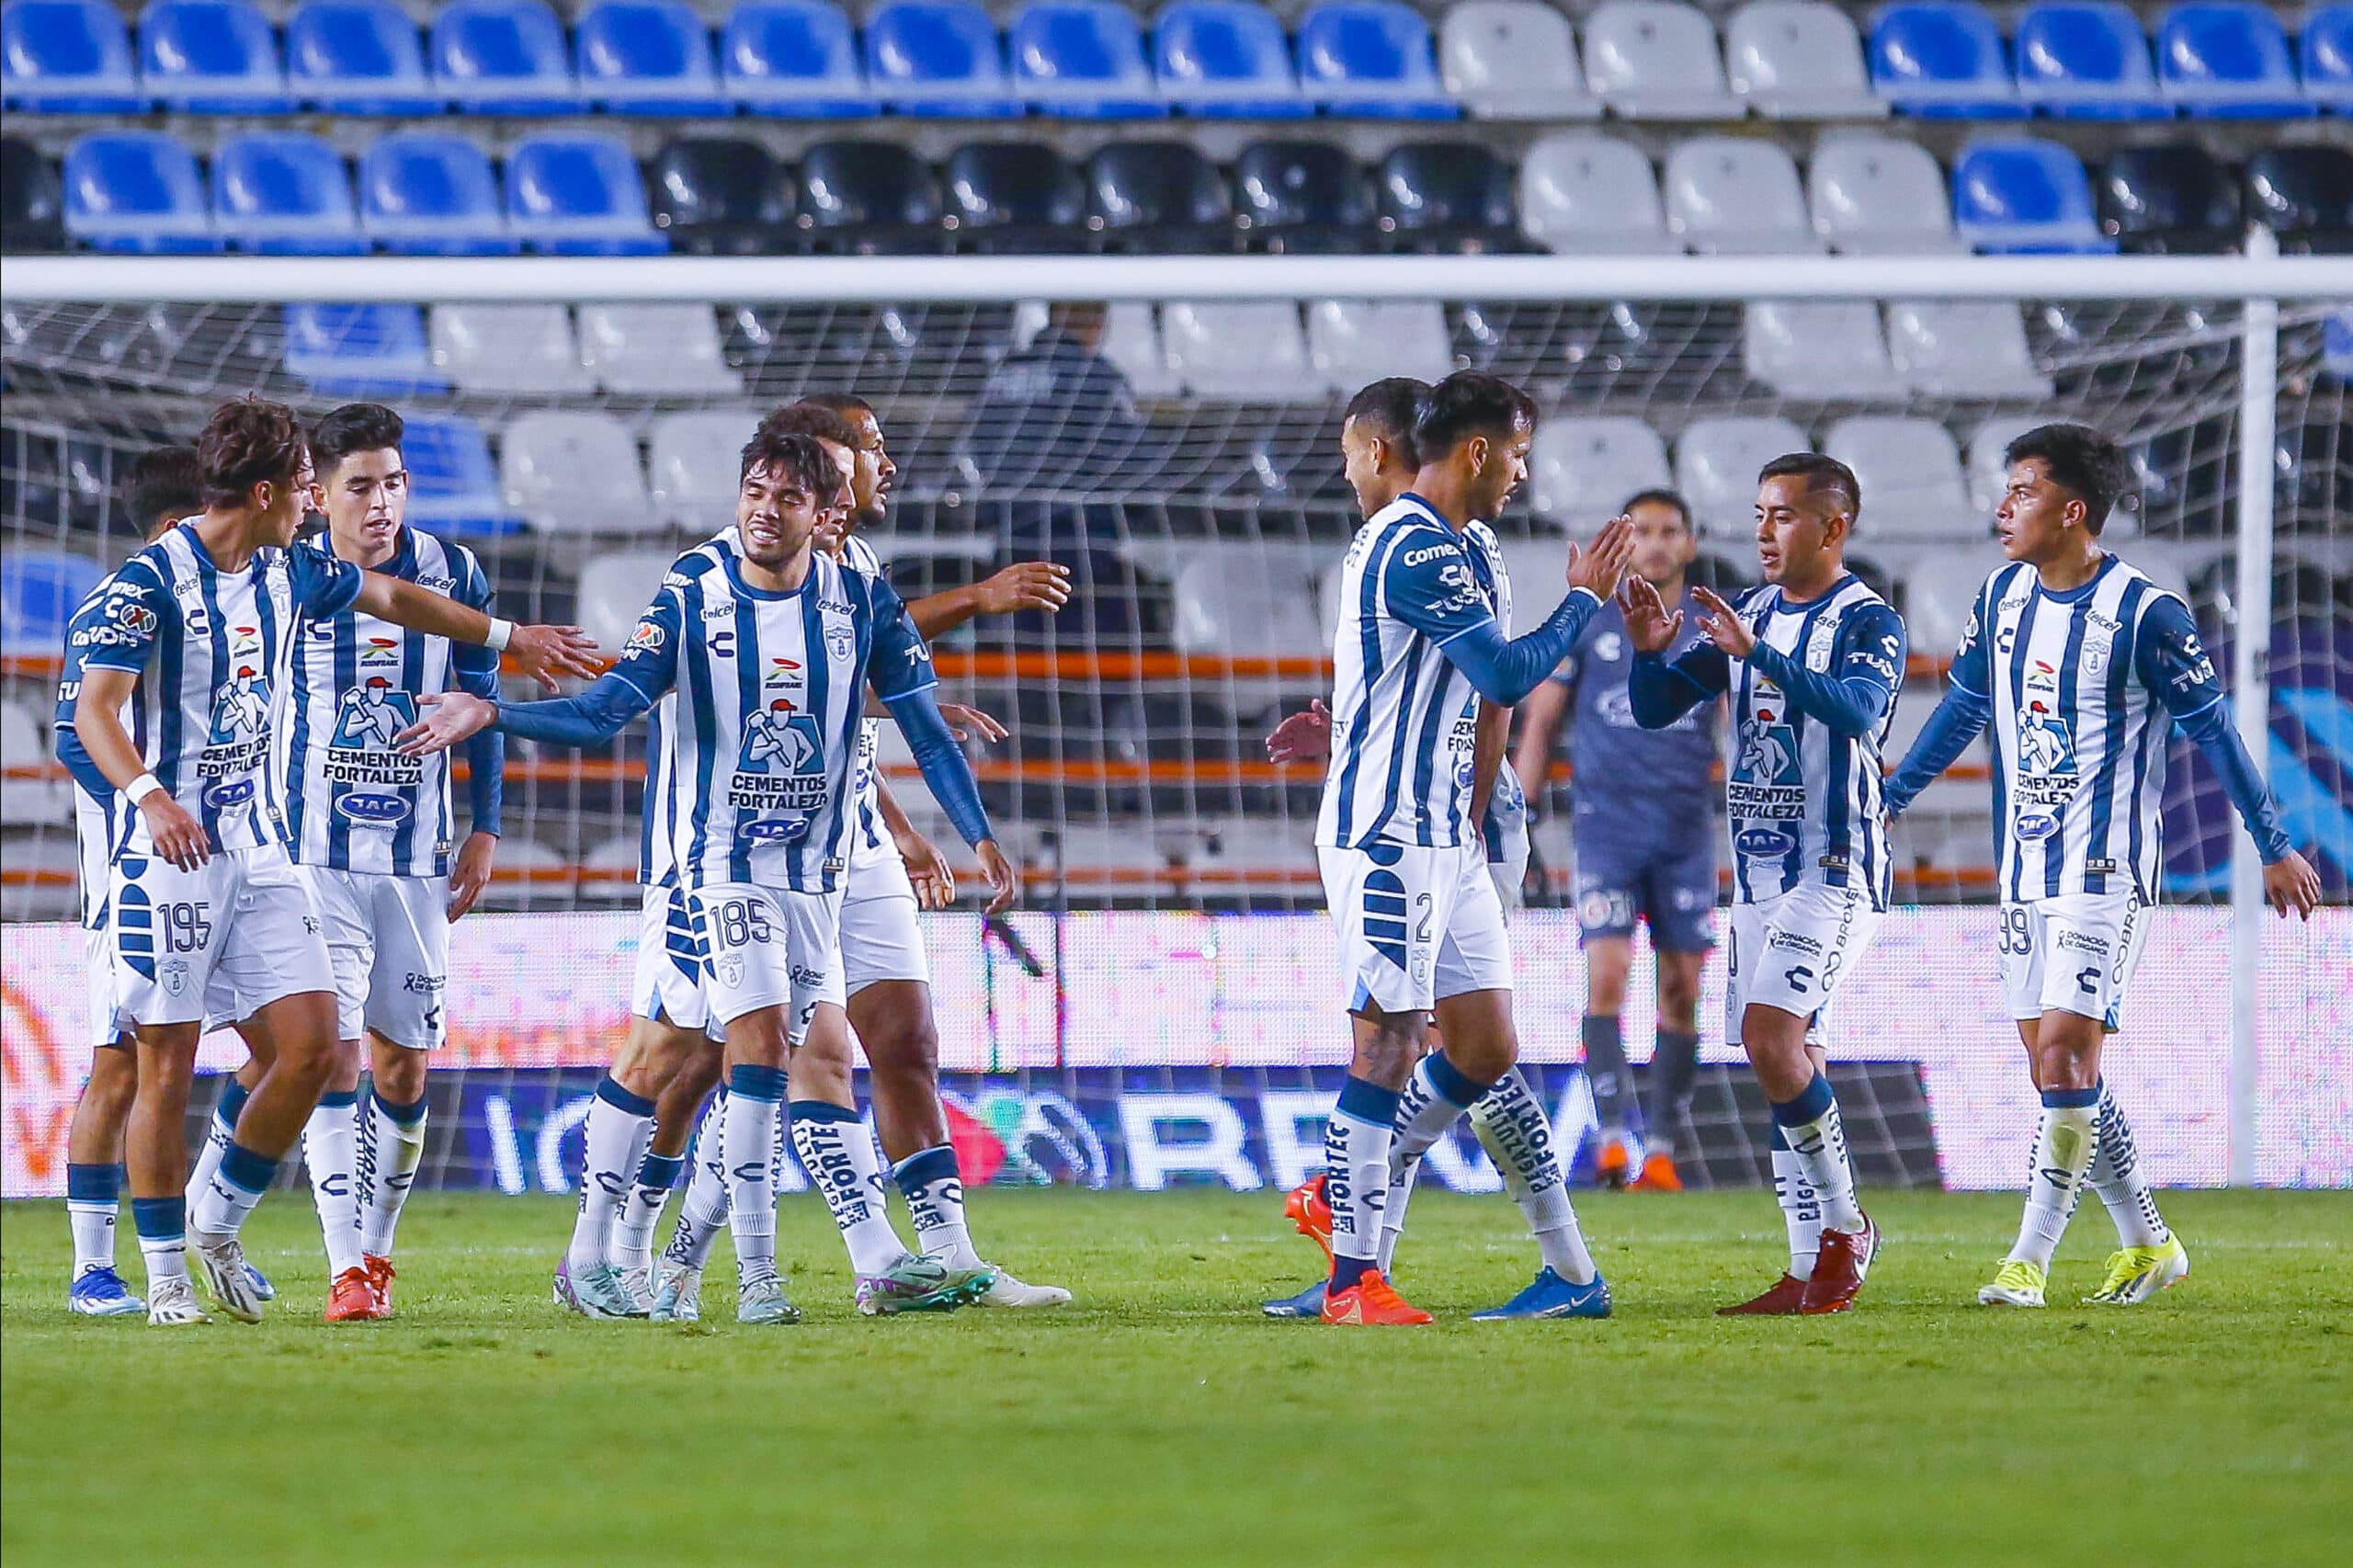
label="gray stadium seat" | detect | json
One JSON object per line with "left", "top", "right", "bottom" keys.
{"left": 428, "top": 303, "right": 591, "bottom": 394}
{"left": 1169, "top": 542, "right": 1328, "bottom": 658}
{"left": 574, "top": 548, "right": 676, "bottom": 652}
{"left": 1103, "top": 301, "right": 1180, "bottom": 399}
{"left": 1438, "top": 1, "right": 1598, "bottom": 119}
{"left": 580, "top": 833, "right": 643, "bottom": 903}
{"left": 0, "top": 700, "right": 69, "bottom": 824}
{"left": 1531, "top": 416, "right": 1672, "bottom": 526}
{"left": 0, "top": 830, "right": 77, "bottom": 921}
{"left": 1723, "top": 1, "right": 1883, "bottom": 119}
{"left": 1519, "top": 131, "right": 1668, "bottom": 255}
{"left": 1665, "top": 137, "right": 1819, "bottom": 255}
{"left": 646, "top": 410, "right": 758, "bottom": 528}
{"left": 1824, "top": 415, "right": 1976, "bottom": 540}
{"left": 1904, "top": 547, "right": 2005, "bottom": 666}
{"left": 1306, "top": 300, "right": 1454, "bottom": 392}
{"left": 1676, "top": 414, "right": 1811, "bottom": 538}
{"left": 1162, "top": 301, "right": 1315, "bottom": 401}
{"left": 476, "top": 835, "right": 573, "bottom": 911}
{"left": 1743, "top": 301, "right": 1900, "bottom": 398}
{"left": 1583, "top": 1, "right": 1738, "bottom": 119}
{"left": 498, "top": 411, "right": 652, "bottom": 532}
{"left": 1964, "top": 416, "right": 2042, "bottom": 514}
{"left": 1884, "top": 301, "right": 2052, "bottom": 399}
{"left": 1807, "top": 135, "right": 1962, "bottom": 255}
{"left": 577, "top": 303, "right": 741, "bottom": 395}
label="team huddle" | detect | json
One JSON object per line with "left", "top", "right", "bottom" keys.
{"left": 50, "top": 371, "right": 2320, "bottom": 1330}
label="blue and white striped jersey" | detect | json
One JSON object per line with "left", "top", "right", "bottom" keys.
{"left": 62, "top": 522, "right": 363, "bottom": 859}
{"left": 611, "top": 545, "right": 937, "bottom": 894}
{"left": 278, "top": 528, "right": 500, "bottom": 877}
{"left": 637, "top": 528, "right": 739, "bottom": 892}
{"left": 1460, "top": 521, "right": 1529, "bottom": 871}
{"left": 54, "top": 576, "right": 140, "bottom": 924}
{"left": 836, "top": 531, "right": 902, "bottom": 874}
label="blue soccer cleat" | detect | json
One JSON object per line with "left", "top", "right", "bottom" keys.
{"left": 553, "top": 1257, "right": 648, "bottom": 1319}
{"left": 68, "top": 1267, "right": 147, "bottom": 1317}
{"left": 245, "top": 1261, "right": 276, "bottom": 1302}
{"left": 1471, "top": 1267, "right": 1613, "bottom": 1321}
{"left": 1262, "top": 1279, "right": 1327, "bottom": 1318}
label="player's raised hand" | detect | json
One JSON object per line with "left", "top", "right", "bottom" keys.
{"left": 1566, "top": 516, "right": 1637, "bottom": 602}
{"left": 938, "top": 701, "right": 1007, "bottom": 744}
{"left": 974, "top": 838, "right": 1020, "bottom": 915}
{"left": 506, "top": 623, "right": 602, "bottom": 693}
{"left": 1619, "top": 576, "right": 1683, "bottom": 654}
{"left": 139, "top": 792, "right": 210, "bottom": 870}
{"left": 1266, "top": 699, "right": 1333, "bottom": 765}
{"left": 973, "top": 562, "right": 1074, "bottom": 617}
{"left": 2264, "top": 849, "right": 2323, "bottom": 919}
{"left": 447, "top": 829, "right": 496, "bottom": 921}
{"left": 897, "top": 828, "right": 957, "bottom": 910}
{"left": 396, "top": 691, "right": 497, "bottom": 756}
{"left": 1690, "top": 585, "right": 1757, "bottom": 659}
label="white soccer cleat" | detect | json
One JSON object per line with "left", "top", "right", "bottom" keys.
{"left": 145, "top": 1275, "right": 210, "bottom": 1327}
{"left": 191, "top": 1234, "right": 267, "bottom": 1323}
{"left": 2086, "top": 1237, "right": 2189, "bottom": 1305}
{"left": 650, "top": 1261, "right": 701, "bottom": 1324}
{"left": 977, "top": 1267, "right": 1073, "bottom": 1309}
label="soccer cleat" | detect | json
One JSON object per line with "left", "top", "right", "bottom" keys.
{"left": 976, "top": 1267, "right": 1072, "bottom": 1308}
{"left": 1799, "top": 1214, "right": 1879, "bottom": 1315}
{"left": 326, "top": 1267, "right": 383, "bottom": 1323}
{"left": 1631, "top": 1152, "right": 1683, "bottom": 1191}
{"left": 68, "top": 1267, "right": 147, "bottom": 1317}
{"left": 1717, "top": 1273, "right": 1810, "bottom": 1316}
{"left": 736, "top": 1278, "right": 802, "bottom": 1325}
{"left": 1263, "top": 1279, "right": 1328, "bottom": 1319}
{"left": 552, "top": 1257, "right": 648, "bottom": 1320}
{"left": 245, "top": 1261, "right": 276, "bottom": 1302}
{"left": 1320, "top": 1268, "right": 1434, "bottom": 1326}
{"left": 1594, "top": 1135, "right": 1634, "bottom": 1189}
{"left": 191, "top": 1234, "right": 266, "bottom": 1324}
{"left": 145, "top": 1275, "right": 210, "bottom": 1326}
{"left": 1977, "top": 1259, "right": 2048, "bottom": 1308}
{"left": 650, "top": 1261, "right": 702, "bottom": 1324}
{"left": 1471, "top": 1267, "right": 1613, "bottom": 1321}
{"left": 2086, "top": 1237, "right": 2189, "bottom": 1305}
{"left": 618, "top": 1262, "right": 654, "bottom": 1315}
{"left": 1284, "top": 1175, "right": 1333, "bottom": 1267}
{"left": 856, "top": 1254, "right": 995, "bottom": 1316}
{"left": 363, "top": 1255, "right": 396, "bottom": 1315}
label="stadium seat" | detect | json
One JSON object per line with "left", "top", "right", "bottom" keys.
{"left": 1, "top": 0, "right": 142, "bottom": 110}
{"left": 1232, "top": 140, "right": 1371, "bottom": 252}
{"left": 1582, "top": 1, "right": 1738, "bottom": 119}
{"left": 211, "top": 131, "right": 366, "bottom": 255}
{"left": 1438, "top": 1, "right": 1596, "bottom": 119}
{"left": 942, "top": 141, "right": 1085, "bottom": 251}
{"left": 1518, "top": 131, "right": 1666, "bottom": 254}
{"left": 1964, "top": 416, "right": 2040, "bottom": 513}
{"left": 1744, "top": 301, "right": 1900, "bottom": 397}
{"left": 1868, "top": 2, "right": 2023, "bottom": 117}
{"left": 0, "top": 699, "right": 71, "bottom": 824}
{"left": 1375, "top": 141, "right": 1517, "bottom": 252}
{"left": 1724, "top": 2, "right": 1884, "bottom": 119}
{"left": 281, "top": 301, "right": 444, "bottom": 395}
{"left": 506, "top": 132, "right": 665, "bottom": 254}
{"left": 1168, "top": 543, "right": 1326, "bottom": 658}
{"left": 722, "top": 0, "right": 877, "bottom": 115}
{"left": 140, "top": 0, "right": 290, "bottom": 112}
{"left": 1664, "top": 137, "right": 1818, "bottom": 254}
{"left": 1901, "top": 551, "right": 1994, "bottom": 671}
{"left": 1530, "top": 416, "right": 1671, "bottom": 526}
{"left": 2308, "top": 5, "right": 2353, "bottom": 111}
{"left": 646, "top": 136, "right": 791, "bottom": 253}
{"left": 1824, "top": 416, "right": 1974, "bottom": 539}
{"left": 646, "top": 412, "right": 756, "bottom": 525}
{"left": 2, "top": 137, "right": 65, "bottom": 252}
{"left": 2013, "top": 2, "right": 2166, "bottom": 118}
{"left": 796, "top": 138, "right": 942, "bottom": 251}
{"left": 427, "top": 302, "right": 591, "bottom": 393}
{"left": 575, "top": 0, "right": 727, "bottom": 114}
{"left": 432, "top": 0, "right": 581, "bottom": 114}
{"left": 1807, "top": 133, "right": 1961, "bottom": 253}
{"left": 864, "top": 2, "right": 1017, "bottom": 116}
{"left": 1295, "top": 2, "right": 1454, "bottom": 119}
{"left": 1305, "top": 300, "right": 1453, "bottom": 392}
{"left": 286, "top": 0, "right": 438, "bottom": 114}
{"left": 1155, "top": 1, "right": 1306, "bottom": 118}
{"left": 574, "top": 549, "right": 676, "bottom": 653}
{"left": 474, "top": 835, "right": 573, "bottom": 910}
{"left": 1676, "top": 415, "right": 1810, "bottom": 538}
{"left": 0, "top": 548, "right": 104, "bottom": 656}
{"left": 1010, "top": 1, "right": 1161, "bottom": 116}
{"left": 1097, "top": 301, "right": 1180, "bottom": 397}
{"left": 400, "top": 414, "right": 522, "bottom": 535}
{"left": 1161, "top": 301, "right": 1314, "bottom": 400}
{"left": 499, "top": 411, "right": 652, "bottom": 533}
{"left": 1884, "top": 301, "right": 2051, "bottom": 398}
{"left": 578, "top": 303, "right": 741, "bottom": 394}
{"left": 2155, "top": 2, "right": 2312, "bottom": 117}
{"left": 1085, "top": 142, "right": 1231, "bottom": 251}
{"left": 62, "top": 131, "right": 220, "bottom": 252}
{"left": 359, "top": 132, "right": 514, "bottom": 255}
{"left": 2245, "top": 144, "right": 2353, "bottom": 253}
{"left": 2096, "top": 143, "right": 2240, "bottom": 253}
{"left": 1951, "top": 139, "right": 2113, "bottom": 253}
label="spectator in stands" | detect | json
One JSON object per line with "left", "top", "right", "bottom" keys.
{"left": 959, "top": 302, "right": 1148, "bottom": 498}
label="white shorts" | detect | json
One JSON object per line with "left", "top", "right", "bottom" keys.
{"left": 108, "top": 841, "right": 332, "bottom": 1028}
{"left": 688, "top": 881, "right": 844, "bottom": 1040}
{"left": 1319, "top": 841, "right": 1514, "bottom": 1016}
{"left": 85, "top": 923, "right": 244, "bottom": 1047}
{"left": 300, "top": 865, "right": 449, "bottom": 1049}
{"left": 1999, "top": 891, "right": 2150, "bottom": 1031}
{"left": 1487, "top": 844, "right": 1528, "bottom": 916}
{"left": 1726, "top": 879, "right": 1884, "bottom": 1042}
{"left": 631, "top": 882, "right": 718, "bottom": 1035}
{"left": 818, "top": 853, "right": 932, "bottom": 1008}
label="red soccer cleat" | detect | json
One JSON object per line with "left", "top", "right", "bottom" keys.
{"left": 326, "top": 1267, "right": 383, "bottom": 1323}
{"left": 364, "top": 1254, "right": 396, "bottom": 1316}
{"left": 1284, "top": 1175, "right": 1334, "bottom": 1266}
{"left": 1595, "top": 1136, "right": 1633, "bottom": 1189}
{"left": 1717, "top": 1273, "right": 1810, "bottom": 1315}
{"left": 1631, "top": 1152, "right": 1683, "bottom": 1191}
{"left": 1800, "top": 1215, "right": 1879, "bottom": 1315}
{"left": 1321, "top": 1269, "right": 1434, "bottom": 1326}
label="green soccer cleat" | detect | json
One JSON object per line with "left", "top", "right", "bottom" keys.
{"left": 856, "top": 1254, "right": 995, "bottom": 1315}
{"left": 2086, "top": 1237, "right": 2189, "bottom": 1305}
{"left": 736, "top": 1278, "right": 802, "bottom": 1325}
{"left": 1977, "top": 1259, "right": 2048, "bottom": 1307}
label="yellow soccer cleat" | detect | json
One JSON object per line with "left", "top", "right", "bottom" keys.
{"left": 2086, "top": 1237, "right": 2189, "bottom": 1305}
{"left": 1977, "top": 1258, "right": 2048, "bottom": 1307}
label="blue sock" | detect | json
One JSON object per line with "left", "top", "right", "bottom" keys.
{"left": 215, "top": 1078, "right": 252, "bottom": 1131}
{"left": 66, "top": 1162, "right": 120, "bottom": 1205}
{"left": 1327, "top": 1075, "right": 1402, "bottom": 1292}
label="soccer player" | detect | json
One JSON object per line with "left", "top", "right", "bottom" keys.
{"left": 1622, "top": 454, "right": 1904, "bottom": 1315}
{"left": 1313, "top": 370, "right": 1632, "bottom": 1325}
{"left": 1884, "top": 423, "right": 2320, "bottom": 1308}
{"left": 397, "top": 429, "right": 1016, "bottom": 1325}
{"left": 61, "top": 396, "right": 596, "bottom": 1326}
{"left": 1510, "top": 489, "right": 1720, "bottom": 1190}
{"left": 276, "top": 403, "right": 504, "bottom": 1321}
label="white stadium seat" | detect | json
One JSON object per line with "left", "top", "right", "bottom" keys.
{"left": 573, "top": 549, "right": 676, "bottom": 653}
{"left": 1807, "top": 134, "right": 1963, "bottom": 254}
{"left": 1965, "top": 416, "right": 2043, "bottom": 514}
{"left": 1676, "top": 414, "right": 1810, "bottom": 538}
{"left": 0, "top": 830, "right": 78, "bottom": 922}
{"left": 428, "top": 303, "right": 591, "bottom": 395}
{"left": 645, "top": 410, "right": 758, "bottom": 528}
{"left": 0, "top": 700, "right": 70, "bottom": 824}
{"left": 1518, "top": 131, "right": 1668, "bottom": 255}
{"left": 1723, "top": 1, "right": 1884, "bottom": 119}
{"left": 1825, "top": 415, "right": 1977, "bottom": 540}
{"left": 1102, "top": 301, "right": 1180, "bottom": 399}
{"left": 1583, "top": 1, "right": 1739, "bottom": 119}
{"left": 1439, "top": 1, "right": 1598, "bottom": 119}
{"left": 498, "top": 411, "right": 651, "bottom": 533}
{"left": 1904, "top": 545, "right": 2006, "bottom": 665}
{"left": 1306, "top": 300, "right": 1454, "bottom": 392}
{"left": 1665, "top": 137, "right": 1820, "bottom": 254}
{"left": 1884, "top": 301, "right": 2053, "bottom": 399}
{"left": 576, "top": 304, "right": 741, "bottom": 396}
{"left": 579, "top": 833, "right": 642, "bottom": 903}
{"left": 1169, "top": 542, "right": 1328, "bottom": 658}
{"left": 1162, "top": 301, "right": 1315, "bottom": 401}
{"left": 1531, "top": 416, "right": 1672, "bottom": 525}
{"left": 1743, "top": 301, "right": 1901, "bottom": 398}
{"left": 476, "top": 835, "right": 573, "bottom": 911}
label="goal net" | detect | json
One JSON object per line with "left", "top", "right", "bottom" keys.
{"left": 2, "top": 255, "right": 2346, "bottom": 1202}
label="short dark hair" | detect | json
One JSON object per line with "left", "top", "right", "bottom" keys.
{"left": 123, "top": 445, "right": 202, "bottom": 532}
{"left": 197, "top": 394, "right": 307, "bottom": 508}
{"left": 1757, "top": 452, "right": 1861, "bottom": 518}
{"left": 2004, "top": 422, "right": 2131, "bottom": 535}
{"left": 1343, "top": 377, "right": 1428, "bottom": 468}
{"left": 1620, "top": 487, "right": 1693, "bottom": 530}
{"left": 737, "top": 430, "right": 835, "bottom": 494}
{"left": 1412, "top": 370, "right": 1537, "bottom": 460}
{"left": 756, "top": 401, "right": 860, "bottom": 452}
{"left": 309, "top": 403, "right": 404, "bottom": 480}
{"left": 799, "top": 391, "right": 874, "bottom": 420}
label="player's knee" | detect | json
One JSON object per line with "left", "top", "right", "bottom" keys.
{"left": 1657, "top": 970, "right": 1702, "bottom": 1026}
{"left": 372, "top": 1047, "right": 426, "bottom": 1104}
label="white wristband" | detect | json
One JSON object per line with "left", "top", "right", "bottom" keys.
{"left": 484, "top": 617, "right": 515, "bottom": 653}
{"left": 125, "top": 773, "right": 165, "bottom": 805}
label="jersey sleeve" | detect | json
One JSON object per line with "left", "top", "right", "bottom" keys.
{"left": 1381, "top": 534, "right": 1498, "bottom": 646}
{"left": 863, "top": 573, "right": 940, "bottom": 703}
{"left": 288, "top": 539, "right": 366, "bottom": 619}
{"left": 608, "top": 583, "right": 685, "bottom": 702}
{"left": 2132, "top": 594, "right": 2224, "bottom": 719}
{"left": 449, "top": 546, "right": 502, "bottom": 699}
{"left": 73, "top": 560, "right": 173, "bottom": 676}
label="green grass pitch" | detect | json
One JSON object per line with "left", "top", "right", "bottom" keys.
{"left": 5, "top": 1187, "right": 2347, "bottom": 1567}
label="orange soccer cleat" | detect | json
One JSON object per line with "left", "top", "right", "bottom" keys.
{"left": 1321, "top": 1269, "right": 1434, "bottom": 1326}
{"left": 1284, "top": 1175, "right": 1334, "bottom": 1266}
{"left": 1717, "top": 1273, "right": 1810, "bottom": 1316}
{"left": 326, "top": 1267, "right": 383, "bottom": 1323}
{"left": 363, "top": 1254, "right": 396, "bottom": 1315}
{"left": 1800, "top": 1216, "right": 1879, "bottom": 1315}
{"left": 1631, "top": 1152, "right": 1683, "bottom": 1191}
{"left": 1594, "top": 1136, "right": 1633, "bottom": 1189}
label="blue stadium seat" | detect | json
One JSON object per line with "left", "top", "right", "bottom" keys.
{"left": 864, "top": 2, "right": 1017, "bottom": 116}
{"left": 286, "top": 0, "right": 438, "bottom": 114}
{"left": 1155, "top": 2, "right": 1306, "bottom": 118}
{"left": 722, "top": 1, "right": 877, "bottom": 116}
{"left": 62, "top": 131, "right": 221, "bottom": 251}
{"left": 2155, "top": 2, "right": 2313, "bottom": 116}
{"left": 140, "top": 0, "right": 290, "bottom": 112}
{"left": 1, "top": 0, "right": 142, "bottom": 111}
{"left": 0, "top": 549, "right": 107, "bottom": 657}
{"left": 397, "top": 414, "right": 526, "bottom": 537}
{"left": 1869, "top": 2, "right": 2023, "bottom": 117}
{"left": 506, "top": 131, "right": 665, "bottom": 254}
{"left": 213, "top": 131, "right": 365, "bottom": 254}
{"left": 1295, "top": 1, "right": 1455, "bottom": 119}
{"left": 433, "top": 0, "right": 582, "bottom": 114}
{"left": 2014, "top": 3, "right": 2166, "bottom": 118}
{"left": 282, "top": 302, "right": 446, "bottom": 395}
{"left": 359, "top": 131, "right": 516, "bottom": 254}
{"left": 1009, "top": 1, "right": 1162, "bottom": 117}
{"left": 2308, "top": 6, "right": 2353, "bottom": 112}
{"left": 576, "top": 0, "right": 728, "bottom": 114}
{"left": 1951, "top": 138, "right": 2114, "bottom": 253}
